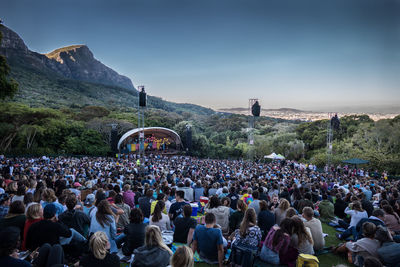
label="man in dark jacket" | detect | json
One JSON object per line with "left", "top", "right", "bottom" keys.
{"left": 138, "top": 189, "right": 153, "bottom": 218}
{"left": 26, "top": 203, "right": 72, "bottom": 250}
{"left": 358, "top": 193, "right": 374, "bottom": 217}
{"left": 334, "top": 193, "right": 347, "bottom": 219}
{"left": 227, "top": 187, "right": 239, "bottom": 210}
{"left": 59, "top": 195, "right": 90, "bottom": 236}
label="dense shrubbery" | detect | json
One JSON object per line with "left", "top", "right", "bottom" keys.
{"left": 1, "top": 101, "right": 399, "bottom": 174}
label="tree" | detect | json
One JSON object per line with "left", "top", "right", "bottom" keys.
{"left": 0, "top": 27, "right": 19, "bottom": 100}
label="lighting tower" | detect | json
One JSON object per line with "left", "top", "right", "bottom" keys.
{"left": 247, "top": 98, "right": 260, "bottom": 161}
{"left": 138, "top": 86, "right": 146, "bottom": 157}
{"left": 327, "top": 112, "right": 340, "bottom": 170}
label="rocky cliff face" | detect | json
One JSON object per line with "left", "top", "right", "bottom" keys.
{"left": 0, "top": 25, "right": 134, "bottom": 90}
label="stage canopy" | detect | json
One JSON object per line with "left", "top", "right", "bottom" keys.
{"left": 118, "top": 127, "right": 182, "bottom": 152}
{"left": 342, "top": 158, "right": 369, "bottom": 165}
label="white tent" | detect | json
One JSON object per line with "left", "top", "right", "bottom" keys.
{"left": 275, "top": 154, "right": 285, "bottom": 160}
{"left": 264, "top": 153, "right": 277, "bottom": 159}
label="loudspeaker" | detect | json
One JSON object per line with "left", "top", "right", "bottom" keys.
{"left": 139, "top": 87, "right": 146, "bottom": 107}
{"left": 111, "top": 128, "right": 118, "bottom": 153}
{"left": 331, "top": 114, "right": 340, "bottom": 130}
{"left": 251, "top": 101, "right": 260, "bottom": 117}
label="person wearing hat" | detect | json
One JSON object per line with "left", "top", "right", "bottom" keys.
{"left": 0, "top": 193, "right": 11, "bottom": 219}
{"left": 83, "top": 193, "right": 96, "bottom": 216}
{"left": 25, "top": 203, "right": 72, "bottom": 251}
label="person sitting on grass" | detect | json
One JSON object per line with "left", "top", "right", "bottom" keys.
{"left": 302, "top": 207, "right": 325, "bottom": 251}
{"left": 173, "top": 204, "right": 196, "bottom": 245}
{"left": 192, "top": 213, "right": 224, "bottom": 267}
{"left": 345, "top": 222, "right": 380, "bottom": 266}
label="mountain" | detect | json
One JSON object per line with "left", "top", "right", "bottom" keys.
{"left": 0, "top": 25, "right": 214, "bottom": 115}
{"left": 0, "top": 25, "right": 134, "bottom": 90}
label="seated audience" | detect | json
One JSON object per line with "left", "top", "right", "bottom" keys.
{"left": 302, "top": 207, "right": 325, "bottom": 251}
{"left": 192, "top": 213, "right": 224, "bottom": 267}
{"left": 173, "top": 204, "right": 196, "bottom": 244}
{"left": 132, "top": 225, "right": 172, "bottom": 267}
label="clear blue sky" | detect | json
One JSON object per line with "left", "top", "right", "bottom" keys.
{"left": 1, "top": 0, "right": 399, "bottom": 111}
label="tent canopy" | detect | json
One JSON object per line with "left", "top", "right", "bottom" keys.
{"left": 264, "top": 153, "right": 277, "bottom": 159}
{"left": 264, "top": 153, "right": 285, "bottom": 160}
{"left": 342, "top": 158, "right": 369, "bottom": 165}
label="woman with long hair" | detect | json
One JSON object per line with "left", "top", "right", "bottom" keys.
{"left": 132, "top": 225, "right": 173, "bottom": 267}
{"left": 232, "top": 208, "right": 262, "bottom": 247}
{"left": 122, "top": 208, "right": 147, "bottom": 256}
{"left": 274, "top": 198, "right": 290, "bottom": 225}
{"left": 260, "top": 218, "right": 292, "bottom": 265}
{"left": 89, "top": 199, "right": 117, "bottom": 253}
{"left": 205, "top": 195, "right": 230, "bottom": 233}
{"left": 0, "top": 200, "right": 26, "bottom": 241}
{"left": 80, "top": 231, "right": 120, "bottom": 267}
{"left": 150, "top": 200, "right": 171, "bottom": 231}
{"left": 382, "top": 205, "right": 400, "bottom": 232}
{"left": 229, "top": 199, "right": 247, "bottom": 233}
{"left": 41, "top": 188, "right": 64, "bottom": 216}
{"left": 291, "top": 216, "right": 314, "bottom": 255}
{"left": 22, "top": 203, "right": 43, "bottom": 250}
{"left": 170, "top": 245, "right": 194, "bottom": 267}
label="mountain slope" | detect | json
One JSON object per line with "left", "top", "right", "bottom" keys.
{"left": 0, "top": 25, "right": 214, "bottom": 116}
{"left": 0, "top": 25, "right": 134, "bottom": 90}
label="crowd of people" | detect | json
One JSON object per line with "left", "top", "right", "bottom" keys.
{"left": 0, "top": 154, "right": 399, "bottom": 267}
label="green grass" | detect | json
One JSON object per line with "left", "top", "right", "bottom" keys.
{"left": 194, "top": 224, "right": 352, "bottom": 267}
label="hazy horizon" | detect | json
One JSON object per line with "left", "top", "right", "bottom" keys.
{"left": 1, "top": 0, "right": 399, "bottom": 111}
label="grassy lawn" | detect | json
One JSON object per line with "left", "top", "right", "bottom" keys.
{"left": 194, "top": 224, "right": 352, "bottom": 267}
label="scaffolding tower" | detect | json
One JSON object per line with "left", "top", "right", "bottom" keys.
{"left": 137, "top": 86, "right": 145, "bottom": 158}
{"left": 247, "top": 98, "right": 258, "bottom": 161}
{"left": 326, "top": 113, "right": 335, "bottom": 169}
